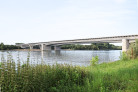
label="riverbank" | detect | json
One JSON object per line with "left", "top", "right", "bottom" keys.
{"left": 13, "top": 49, "right": 73, "bottom": 51}
{"left": 0, "top": 57, "right": 138, "bottom": 92}
{"left": 14, "top": 49, "right": 40, "bottom": 51}
{"left": 0, "top": 49, "right": 41, "bottom": 51}
{"left": 85, "top": 59, "right": 138, "bottom": 92}
{"left": 13, "top": 49, "right": 121, "bottom": 51}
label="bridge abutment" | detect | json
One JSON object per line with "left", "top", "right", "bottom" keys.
{"left": 122, "top": 39, "right": 129, "bottom": 52}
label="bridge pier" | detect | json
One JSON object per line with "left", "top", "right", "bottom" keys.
{"left": 122, "top": 39, "right": 129, "bottom": 52}
{"left": 41, "top": 44, "right": 51, "bottom": 51}
{"left": 29, "top": 45, "right": 33, "bottom": 50}
{"left": 54, "top": 46, "right": 61, "bottom": 51}
{"left": 39, "top": 45, "right": 41, "bottom": 50}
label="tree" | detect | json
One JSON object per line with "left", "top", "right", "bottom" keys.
{"left": 0, "top": 42, "right": 4, "bottom": 50}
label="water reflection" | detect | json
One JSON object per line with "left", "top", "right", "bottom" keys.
{"left": 55, "top": 51, "right": 61, "bottom": 55}
{"left": 0, "top": 50, "right": 121, "bottom": 66}
{"left": 41, "top": 51, "right": 51, "bottom": 58}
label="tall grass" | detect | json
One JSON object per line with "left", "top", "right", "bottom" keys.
{"left": 0, "top": 53, "right": 88, "bottom": 92}
{"left": 0, "top": 53, "right": 138, "bottom": 92}
{"left": 86, "top": 59, "right": 138, "bottom": 92}
{"left": 119, "top": 39, "right": 138, "bottom": 61}
{"left": 127, "top": 39, "right": 138, "bottom": 59}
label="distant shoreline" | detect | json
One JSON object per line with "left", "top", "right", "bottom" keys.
{"left": 14, "top": 49, "right": 41, "bottom": 51}
{"left": 0, "top": 49, "right": 41, "bottom": 51}
{"left": 0, "top": 49, "right": 121, "bottom": 51}
{"left": 14, "top": 49, "right": 73, "bottom": 51}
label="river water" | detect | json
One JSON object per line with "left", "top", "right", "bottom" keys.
{"left": 0, "top": 50, "right": 121, "bottom": 66}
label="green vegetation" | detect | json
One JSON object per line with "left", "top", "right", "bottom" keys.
{"left": 127, "top": 40, "right": 138, "bottom": 59}
{"left": 0, "top": 54, "right": 138, "bottom": 92}
{"left": 90, "top": 56, "right": 99, "bottom": 66}
{"left": 86, "top": 59, "right": 138, "bottom": 92}
{"left": 119, "top": 52, "right": 130, "bottom": 61}
{"left": 119, "top": 39, "right": 138, "bottom": 60}
{"left": 0, "top": 43, "right": 21, "bottom": 50}
{"left": 0, "top": 54, "right": 88, "bottom": 92}
{"left": 61, "top": 43, "right": 121, "bottom": 50}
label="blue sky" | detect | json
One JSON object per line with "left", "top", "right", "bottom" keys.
{"left": 0, "top": 0, "right": 138, "bottom": 44}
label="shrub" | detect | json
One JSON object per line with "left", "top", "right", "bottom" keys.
{"left": 119, "top": 52, "right": 129, "bottom": 61}
{"left": 127, "top": 39, "right": 138, "bottom": 59}
{"left": 90, "top": 56, "right": 99, "bottom": 66}
{"left": 120, "top": 39, "right": 138, "bottom": 60}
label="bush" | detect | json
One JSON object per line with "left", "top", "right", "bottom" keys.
{"left": 119, "top": 52, "right": 130, "bottom": 61}
{"left": 90, "top": 56, "right": 99, "bottom": 66}
{"left": 120, "top": 39, "right": 138, "bottom": 60}
{"left": 127, "top": 39, "right": 138, "bottom": 59}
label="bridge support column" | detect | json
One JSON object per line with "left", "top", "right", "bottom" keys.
{"left": 122, "top": 39, "right": 129, "bottom": 52}
{"left": 29, "top": 45, "right": 33, "bottom": 50}
{"left": 39, "top": 45, "right": 41, "bottom": 50}
{"left": 54, "top": 46, "right": 61, "bottom": 51}
{"left": 41, "top": 44, "right": 51, "bottom": 51}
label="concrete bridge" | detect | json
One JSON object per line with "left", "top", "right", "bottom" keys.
{"left": 16, "top": 35, "right": 138, "bottom": 52}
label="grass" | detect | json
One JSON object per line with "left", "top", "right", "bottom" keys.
{"left": 0, "top": 54, "right": 138, "bottom": 92}
{"left": 86, "top": 59, "right": 138, "bottom": 92}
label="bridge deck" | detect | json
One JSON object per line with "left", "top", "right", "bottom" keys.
{"left": 17, "top": 35, "right": 138, "bottom": 46}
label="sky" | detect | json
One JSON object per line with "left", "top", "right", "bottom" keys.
{"left": 0, "top": 0, "right": 138, "bottom": 45}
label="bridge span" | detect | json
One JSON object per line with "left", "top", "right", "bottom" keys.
{"left": 17, "top": 35, "right": 138, "bottom": 52}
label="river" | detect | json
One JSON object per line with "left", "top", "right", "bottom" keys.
{"left": 0, "top": 50, "right": 121, "bottom": 66}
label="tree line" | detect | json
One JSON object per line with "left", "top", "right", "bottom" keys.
{"left": 61, "top": 43, "right": 122, "bottom": 50}
{"left": 0, "top": 42, "right": 122, "bottom": 50}
{"left": 0, "top": 43, "right": 21, "bottom": 50}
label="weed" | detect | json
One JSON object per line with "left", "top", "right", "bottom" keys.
{"left": 90, "top": 56, "right": 99, "bottom": 66}
{"left": 119, "top": 52, "right": 129, "bottom": 61}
